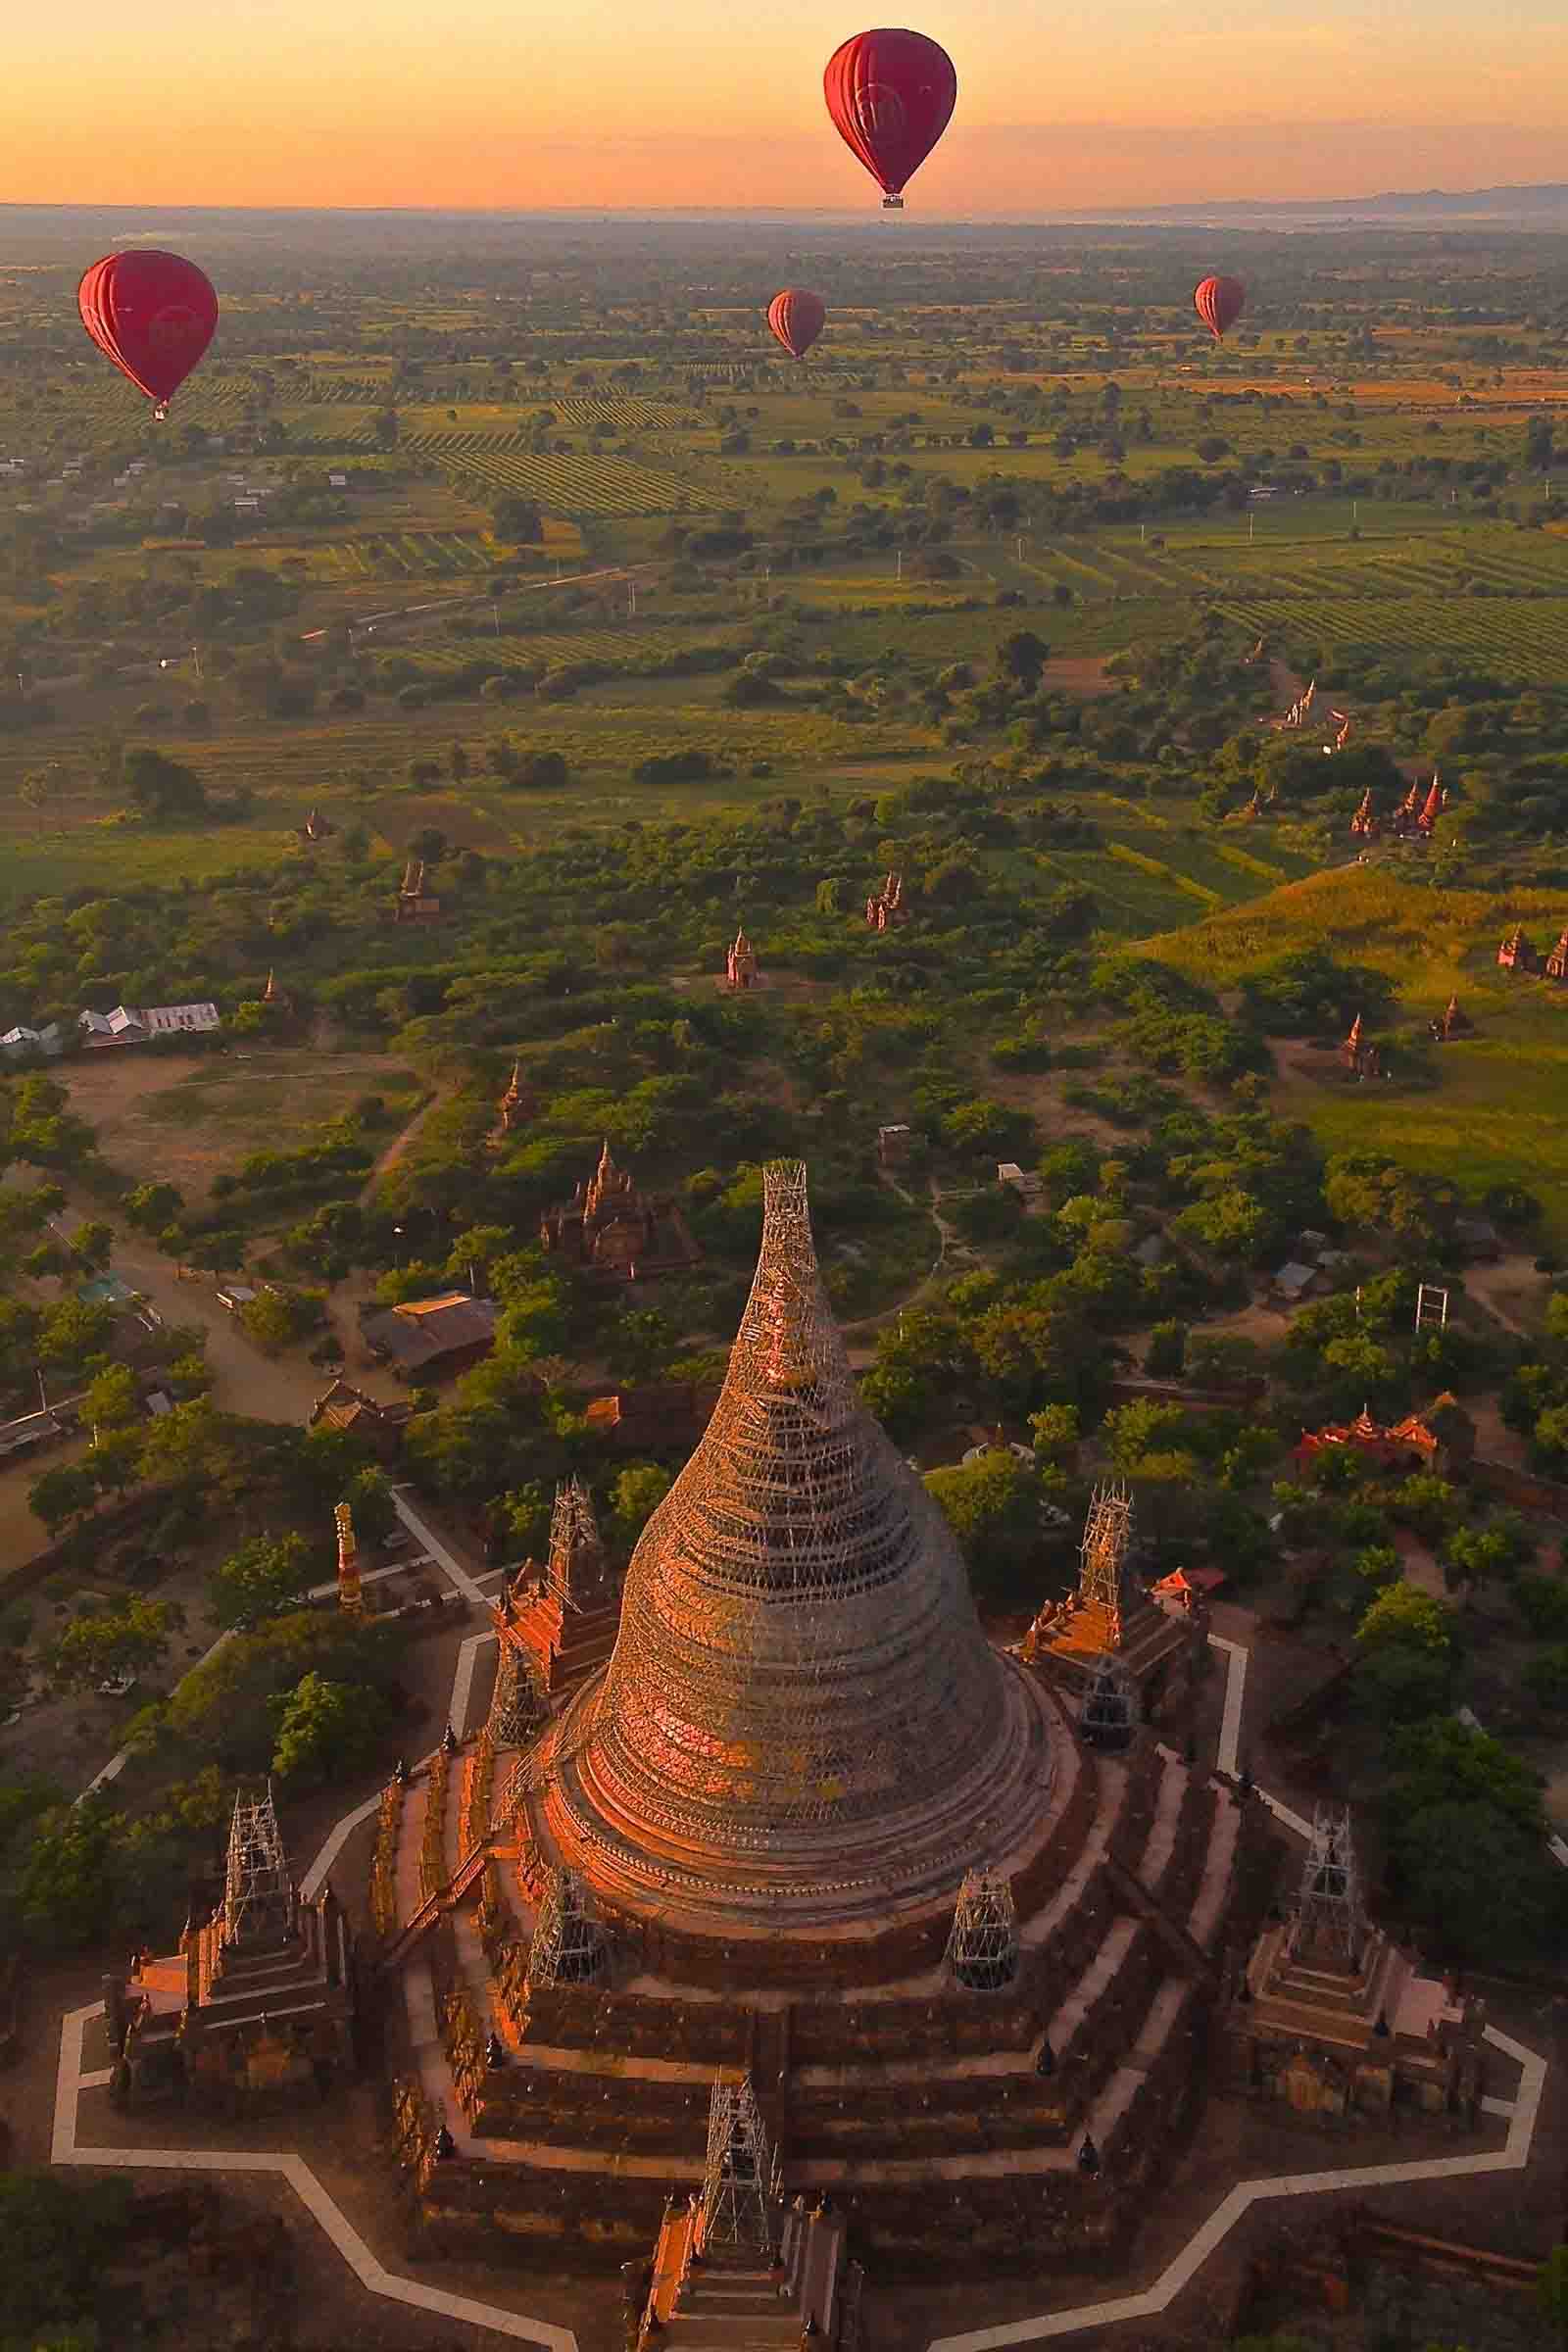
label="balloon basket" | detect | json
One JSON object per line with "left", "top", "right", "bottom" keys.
{"left": 153, "top": 401, "right": 170, "bottom": 422}
{"left": 881, "top": 196, "right": 905, "bottom": 210}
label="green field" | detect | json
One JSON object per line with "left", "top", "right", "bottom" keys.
{"left": 1149, "top": 869, "right": 1568, "bottom": 1239}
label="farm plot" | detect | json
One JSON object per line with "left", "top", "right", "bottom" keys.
{"left": 550, "top": 396, "right": 688, "bottom": 430}
{"left": 316, "top": 530, "right": 496, "bottom": 579}
{"left": 413, "top": 442, "right": 711, "bottom": 515}
{"left": 1215, "top": 594, "right": 1568, "bottom": 679}
{"left": 410, "top": 625, "right": 692, "bottom": 672}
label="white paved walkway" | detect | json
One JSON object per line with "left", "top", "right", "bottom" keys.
{"left": 925, "top": 2025, "right": 1544, "bottom": 2350}
{"left": 51, "top": 1527, "right": 1548, "bottom": 2352}
{"left": 52, "top": 2001, "right": 578, "bottom": 2350}
{"left": 391, "top": 1488, "right": 489, "bottom": 1606}
{"left": 1208, "top": 1631, "right": 1312, "bottom": 1840}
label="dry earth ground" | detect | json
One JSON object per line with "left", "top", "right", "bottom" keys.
{"left": 62, "top": 1046, "right": 423, "bottom": 1207}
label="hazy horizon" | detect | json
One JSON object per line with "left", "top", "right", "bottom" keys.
{"left": 11, "top": 0, "right": 1568, "bottom": 213}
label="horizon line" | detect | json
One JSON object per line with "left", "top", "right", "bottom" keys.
{"left": 5, "top": 175, "right": 1568, "bottom": 225}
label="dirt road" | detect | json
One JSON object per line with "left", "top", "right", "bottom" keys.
{"left": 48, "top": 1208, "right": 402, "bottom": 1428}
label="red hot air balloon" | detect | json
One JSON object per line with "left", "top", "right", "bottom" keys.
{"left": 824, "top": 28, "right": 957, "bottom": 209}
{"left": 1195, "top": 273, "right": 1246, "bottom": 341}
{"left": 767, "top": 288, "right": 827, "bottom": 360}
{"left": 77, "top": 249, "right": 219, "bottom": 417}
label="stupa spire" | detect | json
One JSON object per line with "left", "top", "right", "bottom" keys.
{"left": 544, "top": 1161, "right": 1051, "bottom": 1925}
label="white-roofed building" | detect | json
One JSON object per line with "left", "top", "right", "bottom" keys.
{"left": 79, "top": 1002, "right": 220, "bottom": 1050}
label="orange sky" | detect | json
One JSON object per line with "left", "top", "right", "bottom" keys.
{"left": 7, "top": 0, "right": 1568, "bottom": 209}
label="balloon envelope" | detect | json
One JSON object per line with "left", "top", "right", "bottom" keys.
{"left": 78, "top": 249, "right": 218, "bottom": 408}
{"left": 1195, "top": 274, "right": 1246, "bottom": 341}
{"left": 824, "top": 27, "right": 957, "bottom": 203}
{"left": 767, "top": 288, "right": 826, "bottom": 360}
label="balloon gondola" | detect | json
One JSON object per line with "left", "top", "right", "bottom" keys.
{"left": 77, "top": 249, "right": 219, "bottom": 419}
{"left": 824, "top": 27, "right": 957, "bottom": 210}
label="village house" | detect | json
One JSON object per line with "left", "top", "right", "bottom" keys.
{"left": 78, "top": 1002, "right": 220, "bottom": 1050}
{"left": 582, "top": 1381, "right": 721, "bottom": 1454}
{"left": 307, "top": 1376, "right": 411, "bottom": 1465}
{"left": 997, "top": 1160, "right": 1043, "bottom": 1203}
{"left": 0, "top": 1021, "right": 64, "bottom": 1061}
{"left": 360, "top": 1292, "right": 498, "bottom": 1383}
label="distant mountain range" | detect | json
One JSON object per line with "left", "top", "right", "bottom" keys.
{"left": 1061, "top": 183, "right": 1568, "bottom": 228}
{"left": 8, "top": 184, "right": 1568, "bottom": 240}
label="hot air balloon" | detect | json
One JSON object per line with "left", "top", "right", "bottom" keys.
{"left": 1195, "top": 274, "right": 1246, "bottom": 342}
{"left": 824, "top": 28, "right": 957, "bottom": 209}
{"left": 77, "top": 249, "right": 219, "bottom": 417}
{"left": 767, "top": 288, "right": 826, "bottom": 360}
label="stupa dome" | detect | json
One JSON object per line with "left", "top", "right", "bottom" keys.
{"left": 546, "top": 1160, "right": 1054, "bottom": 1925}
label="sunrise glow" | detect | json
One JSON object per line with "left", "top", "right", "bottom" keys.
{"left": 7, "top": 0, "right": 1568, "bottom": 211}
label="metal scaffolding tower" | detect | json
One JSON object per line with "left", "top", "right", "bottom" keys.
{"left": 946, "top": 1867, "right": 1020, "bottom": 1991}
{"left": 486, "top": 1640, "right": 546, "bottom": 1750}
{"left": 1294, "top": 1802, "right": 1363, "bottom": 1965}
{"left": 700, "top": 2073, "right": 777, "bottom": 2251}
{"left": 527, "top": 1866, "right": 607, "bottom": 1988}
{"left": 1079, "top": 1652, "right": 1138, "bottom": 1751}
{"left": 1079, "top": 1482, "right": 1134, "bottom": 1642}
{"left": 546, "top": 1476, "right": 610, "bottom": 1612}
{"left": 222, "top": 1785, "right": 295, "bottom": 1946}
{"left": 1415, "top": 1282, "right": 1450, "bottom": 1333}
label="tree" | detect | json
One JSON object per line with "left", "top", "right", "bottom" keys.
{"left": 26, "top": 1462, "right": 99, "bottom": 1538}
{"left": 80, "top": 1364, "right": 137, "bottom": 1435}
{"left": 493, "top": 492, "right": 544, "bottom": 544}
{"left": 19, "top": 763, "right": 55, "bottom": 835}
{"left": 45, "top": 1596, "right": 178, "bottom": 1691}
{"left": 163, "top": 1609, "right": 401, "bottom": 1771}
{"left": 1323, "top": 1151, "right": 1433, "bottom": 1245}
{"left": 123, "top": 746, "right": 208, "bottom": 821}
{"left": 995, "top": 629, "right": 1051, "bottom": 692}
{"left": 123, "top": 1180, "right": 185, "bottom": 1234}
{"left": 1537, "top": 2244, "right": 1568, "bottom": 2339}
{"left": 1171, "top": 1188, "right": 1270, "bottom": 1259}
{"left": 1102, "top": 1398, "right": 1192, "bottom": 1475}
{"left": 924, "top": 1451, "right": 1041, "bottom": 1611}
{"left": 239, "top": 1288, "right": 306, "bottom": 1353}
{"left": 1028, "top": 1402, "right": 1080, "bottom": 1470}
{"left": 69, "top": 1220, "right": 114, "bottom": 1274}
{"left": 612, "top": 1308, "right": 674, "bottom": 1386}
{"left": 611, "top": 1462, "right": 672, "bottom": 1547}
{"left": 0, "top": 2159, "right": 134, "bottom": 2341}
{"left": 208, "top": 1533, "right": 315, "bottom": 1631}
{"left": 1353, "top": 1581, "right": 1456, "bottom": 1720}
{"left": 271, "top": 1670, "right": 389, "bottom": 1786}
{"left": 18, "top": 1796, "right": 123, "bottom": 1945}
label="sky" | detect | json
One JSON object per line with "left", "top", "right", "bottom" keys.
{"left": 5, "top": 0, "right": 1567, "bottom": 211}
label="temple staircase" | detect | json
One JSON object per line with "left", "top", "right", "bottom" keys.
{"left": 659, "top": 2248, "right": 800, "bottom": 2347}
